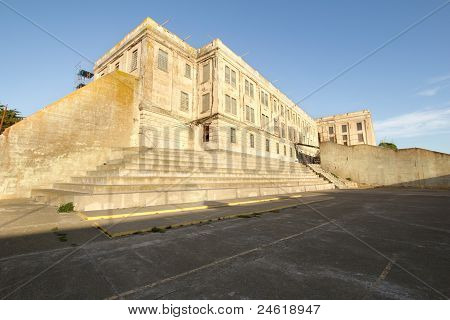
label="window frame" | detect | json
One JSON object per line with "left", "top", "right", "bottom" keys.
{"left": 202, "top": 61, "right": 210, "bottom": 83}
{"left": 130, "top": 49, "right": 139, "bottom": 71}
{"left": 249, "top": 133, "right": 255, "bottom": 148}
{"left": 230, "top": 127, "right": 237, "bottom": 144}
{"left": 184, "top": 63, "right": 192, "bottom": 79}
{"left": 157, "top": 49, "right": 168, "bottom": 72}
{"left": 180, "top": 91, "right": 189, "bottom": 112}
{"left": 202, "top": 93, "right": 210, "bottom": 113}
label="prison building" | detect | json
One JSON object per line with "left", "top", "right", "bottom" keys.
{"left": 316, "top": 110, "right": 376, "bottom": 146}
{"left": 0, "top": 17, "right": 337, "bottom": 210}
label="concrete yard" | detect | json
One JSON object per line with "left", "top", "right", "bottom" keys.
{"left": 0, "top": 188, "right": 449, "bottom": 299}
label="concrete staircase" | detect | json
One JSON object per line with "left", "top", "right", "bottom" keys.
{"left": 32, "top": 148, "right": 335, "bottom": 211}
{"left": 307, "top": 164, "right": 358, "bottom": 189}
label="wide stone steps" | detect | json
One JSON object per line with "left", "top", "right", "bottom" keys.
{"left": 71, "top": 173, "right": 323, "bottom": 183}
{"left": 53, "top": 179, "right": 331, "bottom": 194}
{"left": 83, "top": 168, "right": 317, "bottom": 178}
{"left": 31, "top": 148, "right": 336, "bottom": 211}
{"left": 97, "top": 157, "right": 308, "bottom": 170}
{"left": 33, "top": 182, "right": 334, "bottom": 211}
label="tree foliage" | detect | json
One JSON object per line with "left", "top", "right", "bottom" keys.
{"left": 378, "top": 141, "right": 398, "bottom": 151}
{"left": 0, "top": 105, "right": 23, "bottom": 134}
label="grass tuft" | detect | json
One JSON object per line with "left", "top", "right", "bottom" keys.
{"left": 57, "top": 202, "right": 74, "bottom": 213}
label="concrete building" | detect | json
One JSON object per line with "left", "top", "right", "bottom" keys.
{"left": 316, "top": 110, "right": 376, "bottom": 146}
{"left": 93, "top": 17, "right": 319, "bottom": 159}
{"left": 0, "top": 17, "right": 338, "bottom": 210}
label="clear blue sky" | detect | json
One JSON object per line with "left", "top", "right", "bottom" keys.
{"left": 1, "top": 0, "right": 449, "bottom": 153}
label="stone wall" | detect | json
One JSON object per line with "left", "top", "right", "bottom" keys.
{"left": 0, "top": 71, "right": 139, "bottom": 198}
{"left": 320, "top": 142, "right": 450, "bottom": 188}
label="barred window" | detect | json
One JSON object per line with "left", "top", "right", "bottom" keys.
{"left": 358, "top": 133, "right": 364, "bottom": 142}
{"left": 202, "top": 93, "right": 210, "bottom": 113}
{"left": 225, "top": 94, "right": 231, "bottom": 113}
{"left": 225, "top": 66, "right": 230, "bottom": 83}
{"left": 274, "top": 118, "right": 280, "bottom": 136}
{"left": 231, "top": 69, "right": 236, "bottom": 87}
{"left": 230, "top": 127, "right": 236, "bottom": 143}
{"left": 342, "top": 125, "right": 348, "bottom": 133}
{"left": 180, "top": 91, "right": 189, "bottom": 112}
{"left": 357, "top": 122, "right": 363, "bottom": 131}
{"left": 130, "top": 49, "right": 138, "bottom": 71}
{"left": 225, "top": 95, "right": 237, "bottom": 115}
{"left": 231, "top": 97, "right": 237, "bottom": 115}
{"left": 245, "top": 80, "right": 254, "bottom": 97}
{"left": 203, "top": 62, "right": 210, "bottom": 82}
{"left": 157, "top": 49, "right": 168, "bottom": 72}
{"left": 185, "top": 64, "right": 191, "bottom": 79}
{"left": 245, "top": 105, "right": 255, "bottom": 123}
{"left": 249, "top": 133, "right": 255, "bottom": 148}
{"left": 203, "top": 124, "right": 210, "bottom": 142}
{"left": 261, "top": 114, "right": 269, "bottom": 130}
{"left": 265, "top": 139, "right": 270, "bottom": 152}
{"left": 260, "top": 91, "right": 269, "bottom": 107}
{"left": 276, "top": 143, "right": 280, "bottom": 154}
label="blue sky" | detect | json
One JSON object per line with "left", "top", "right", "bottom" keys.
{"left": 1, "top": 0, "right": 449, "bottom": 153}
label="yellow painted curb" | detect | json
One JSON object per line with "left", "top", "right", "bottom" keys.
{"left": 81, "top": 196, "right": 291, "bottom": 221}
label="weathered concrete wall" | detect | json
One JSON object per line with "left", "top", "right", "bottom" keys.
{"left": 320, "top": 142, "right": 450, "bottom": 188}
{"left": 0, "top": 71, "right": 139, "bottom": 198}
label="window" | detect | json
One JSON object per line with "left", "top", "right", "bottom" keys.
{"left": 265, "top": 139, "right": 270, "bottom": 152}
{"left": 225, "top": 95, "right": 231, "bottom": 113}
{"left": 230, "top": 127, "right": 236, "bottom": 143}
{"left": 284, "top": 145, "right": 287, "bottom": 156}
{"left": 203, "top": 124, "right": 210, "bottom": 142}
{"left": 130, "top": 49, "right": 138, "bottom": 71}
{"left": 225, "top": 66, "right": 236, "bottom": 87}
{"left": 358, "top": 133, "right": 364, "bottom": 142}
{"left": 115, "top": 62, "right": 120, "bottom": 70}
{"left": 157, "top": 49, "right": 168, "bottom": 72}
{"left": 276, "top": 143, "right": 280, "bottom": 154}
{"left": 202, "top": 93, "right": 210, "bottom": 113}
{"left": 231, "top": 69, "right": 236, "bottom": 87}
{"left": 225, "top": 95, "right": 237, "bottom": 115}
{"left": 185, "top": 64, "right": 192, "bottom": 79}
{"left": 260, "top": 91, "right": 269, "bottom": 107}
{"left": 245, "top": 105, "right": 255, "bottom": 123}
{"left": 290, "top": 147, "right": 293, "bottom": 157}
{"left": 261, "top": 114, "right": 269, "bottom": 130}
{"left": 357, "top": 122, "right": 363, "bottom": 131}
{"left": 203, "top": 62, "right": 210, "bottom": 82}
{"left": 329, "top": 126, "right": 334, "bottom": 134}
{"left": 273, "top": 100, "right": 278, "bottom": 113}
{"left": 342, "top": 125, "right": 347, "bottom": 133}
{"left": 249, "top": 133, "right": 255, "bottom": 148}
{"left": 245, "top": 79, "right": 254, "bottom": 98}
{"left": 273, "top": 118, "right": 280, "bottom": 136}
{"left": 180, "top": 92, "right": 189, "bottom": 112}
{"left": 225, "top": 66, "right": 230, "bottom": 84}
{"left": 342, "top": 135, "right": 348, "bottom": 141}
{"left": 281, "top": 123, "right": 286, "bottom": 138}
{"left": 281, "top": 105, "right": 285, "bottom": 117}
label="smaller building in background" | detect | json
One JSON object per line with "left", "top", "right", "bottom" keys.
{"left": 316, "top": 110, "right": 376, "bottom": 146}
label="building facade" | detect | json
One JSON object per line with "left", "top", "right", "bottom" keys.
{"left": 316, "top": 110, "right": 376, "bottom": 146}
{"left": 93, "top": 17, "right": 319, "bottom": 161}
